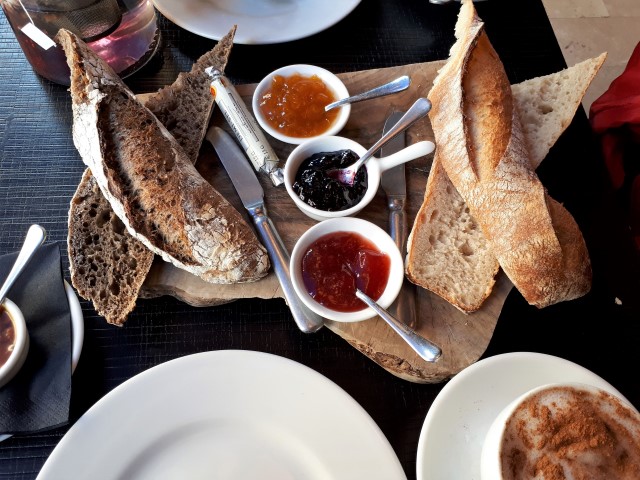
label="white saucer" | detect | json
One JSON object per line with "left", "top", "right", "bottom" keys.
{"left": 65, "top": 280, "right": 84, "bottom": 372}
{"left": 0, "top": 281, "right": 84, "bottom": 442}
{"left": 152, "top": 0, "right": 362, "bottom": 44}
{"left": 416, "top": 352, "right": 629, "bottom": 480}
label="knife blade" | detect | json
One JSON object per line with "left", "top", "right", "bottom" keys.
{"left": 205, "top": 126, "right": 324, "bottom": 334}
{"left": 380, "top": 111, "right": 407, "bottom": 206}
{"left": 380, "top": 111, "right": 417, "bottom": 329}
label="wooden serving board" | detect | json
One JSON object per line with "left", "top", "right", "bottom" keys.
{"left": 140, "top": 60, "right": 515, "bottom": 383}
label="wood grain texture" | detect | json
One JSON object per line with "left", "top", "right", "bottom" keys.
{"left": 140, "top": 61, "right": 514, "bottom": 383}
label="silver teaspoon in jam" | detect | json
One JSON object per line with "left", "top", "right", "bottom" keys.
{"left": 325, "top": 97, "right": 432, "bottom": 186}
{"left": 324, "top": 75, "right": 411, "bottom": 112}
{"left": 355, "top": 288, "right": 442, "bottom": 362}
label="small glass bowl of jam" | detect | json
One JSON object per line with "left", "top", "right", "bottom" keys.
{"left": 290, "top": 217, "right": 404, "bottom": 322}
{"left": 252, "top": 64, "right": 351, "bottom": 144}
{"left": 0, "top": 298, "right": 29, "bottom": 388}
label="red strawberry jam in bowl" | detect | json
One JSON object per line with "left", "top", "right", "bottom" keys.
{"left": 290, "top": 217, "right": 404, "bottom": 322}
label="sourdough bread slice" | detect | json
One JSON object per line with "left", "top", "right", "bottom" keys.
{"left": 144, "top": 25, "right": 237, "bottom": 163}
{"left": 59, "top": 28, "right": 269, "bottom": 304}
{"left": 66, "top": 27, "right": 238, "bottom": 325}
{"left": 408, "top": 0, "right": 591, "bottom": 310}
{"left": 68, "top": 169, "right": 154, "bottom": 325}
{"left": 406, "top": 54, "right": 605, "bottom": 313}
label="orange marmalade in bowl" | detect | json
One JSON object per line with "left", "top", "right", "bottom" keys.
{"left": 252, "top": 64, "right": 350, "bottom": 144}
{"left": 258, "top": 73, "right": 339, "bottom": 138}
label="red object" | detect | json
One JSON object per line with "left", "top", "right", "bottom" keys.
{"left": 590, "top": 41, "right": 640, "bottom": 250}
{"left": 301, "top": 231, "right": 391, "bottom": 312}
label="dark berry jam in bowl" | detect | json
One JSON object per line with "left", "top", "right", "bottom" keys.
{"left": 284, "top": 135, "right": 435, "bottom": 221}
{"left": 289, "top": 218, "right": 404, "bottom": 322}
{"left": 292, "top": 148, "right": 368, "bottom": 212}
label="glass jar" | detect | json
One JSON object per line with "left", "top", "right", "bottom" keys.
{"left": 1, "top": 0, "right": 160, "bottom": 85}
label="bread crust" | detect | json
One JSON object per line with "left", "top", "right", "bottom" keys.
{"left": 425, "top": 0, "right": 591, "bottom": 308}
{"left": 59, "top": 28, "right": 269, "bottom": 285}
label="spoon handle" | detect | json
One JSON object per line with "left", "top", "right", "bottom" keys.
{"left": 324, "top": 75, "right": 411, "bottom": 112}
{"left": 0, "top": 225, "right": 47, "bottom": 304}
{"left": 356, "top": 289, "right": 441, "bottom": 363}
{"left": 351, "top": 97, "right": 433, "bottom": 173}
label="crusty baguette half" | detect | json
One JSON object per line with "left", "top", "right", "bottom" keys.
{"left": 418, "top": 0, "right": 591, "bottom": 309}
{"left": 58, "top": 28, "right": 269, "bottom": 287}
{"left": 406, "top": 53, "right": 606, "bottom": 313}
{"left": 66, "top": 27, "right": 238, "bottom": 325}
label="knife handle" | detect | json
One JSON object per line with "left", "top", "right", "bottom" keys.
{"left": 388, "top": 198, "right": 406, "bottom": 247}
{"left": 248, "top": 204, "right": 325, "bottom": 333}
{"left": 387, "top": 198, "right": 418, "bottom": 329}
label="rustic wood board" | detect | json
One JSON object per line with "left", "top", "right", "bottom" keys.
{"left": 140, "top": 60, "right": 515, "bottom": 383}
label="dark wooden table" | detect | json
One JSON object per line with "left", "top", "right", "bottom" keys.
{"left": 1, "top": 1, "right": 639, "bottom": 479}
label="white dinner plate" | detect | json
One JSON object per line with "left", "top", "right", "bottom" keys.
{"left": 152, "top": 0, "right": 362, "bottom": 44}
{"left": 0, "top": 281, "right": 84, "bottom": 443}
{"left": 37, "top": 350, "right": 406, "bottom": 480}
{"left": 416, "top": 352, "right": 629, "bottom": 480}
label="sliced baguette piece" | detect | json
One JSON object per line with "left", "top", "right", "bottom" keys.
{"left": 406, "top": 158, "right": 584, "bottom": 314}
{"left": 406, "top": 53, "right": 606, "bottom": 313}
{"left": 513, "top": 52, "right": 606, "bottom": 168}
{"left": 418, "top": 0, "right": 591, "bottom": 309}
{"left": 66, "top": 27, "right": 238, "bottom": 325}
{"left": 406, "top": 158, "right": 498, "bottom": 312}
{"left": 58, "top": 28, "right": 269, "bottom": 288}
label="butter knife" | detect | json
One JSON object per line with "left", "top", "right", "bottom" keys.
{"left": 380, "top": 111, "right": 417, "bottom": 329}
{"left": 206, "top": 126, "right": 324, "bottom": 334}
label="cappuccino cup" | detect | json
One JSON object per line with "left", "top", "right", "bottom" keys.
{"left": 481, "top": 382, "right": 640, "bottom": 480}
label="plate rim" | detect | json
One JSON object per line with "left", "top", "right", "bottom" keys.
{"left": 37, "top": 349, "right": 406, "bottom": 479}
{"left": 152, "top": 0, "right": 362, "bottom": 44}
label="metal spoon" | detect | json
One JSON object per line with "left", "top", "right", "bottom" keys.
{"left": 0, "top": 225, "right": 47, "bottom": 305}
{"left": 356, "top": 288, "right": 441, "bottom": 363}
{"left": 324, "top": 75, "right": 411, "bottom": 112}
{"left": 325, "top": 97, "right": 432, "bottom": 186}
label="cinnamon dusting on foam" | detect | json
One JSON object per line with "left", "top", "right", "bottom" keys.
{"left": 500, "top": 385, "right": 640, "bottom": 480}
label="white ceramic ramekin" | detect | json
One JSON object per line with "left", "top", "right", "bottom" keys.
{"left": 284, "top": 135, "right": 434, "bottom": 221}
{"left": 252, "top": 64, "right": 351, "bottom": 144}
{"left": 289, "top": 217, "right": 404, "bottom": 322}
